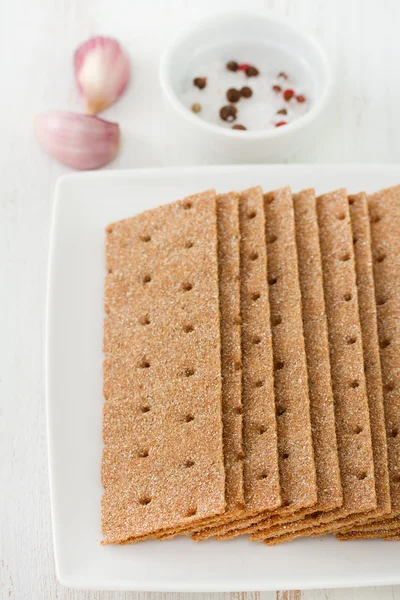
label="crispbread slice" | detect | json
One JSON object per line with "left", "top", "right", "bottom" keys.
{"left": 192, "top": 186, "right": 281, "bottom": 540}
{"left": 216, "top": 193, "right": 245, "bottom": 512}
{"left": 200, "top": 186, "right": 317, "bottom": 541}
{"left": 385, "top": 532, "right": 400, "bottom": 540}
{"left": 340, "top": 193, "right": 390, "bottom": 522}
{"left": 364, "top": 187, "right": 400, "bottom": 513}
{"left": 249, "top": 188, "right": 342, "bottom": 542}
{"left": 336, "top": 186, "right": 400, "bottom": 538}
{"left": 338, "top": 529, "right": 400, "bottom": 541}
{"left": 336, "top": 516, "right": 400, "bottom": 540}
{"left": 316, "top": 189, "right": 375, "bottom": 518}
{"left": 255, "top": 189, "right": 377, "bottom": 545}
{"left": 124, "top": 193, "right": 244, "bottom": 543}
{"left": 102, "top": 190, "right": 226, "bottom": 544}
{"left": 171, "top": 193, "right": 244, "bottom": 539}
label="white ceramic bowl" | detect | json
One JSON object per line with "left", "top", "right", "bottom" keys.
{"left": 160, "top": 11, "right": 333, "bottom": 164}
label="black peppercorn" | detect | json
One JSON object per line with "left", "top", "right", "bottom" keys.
{"left": 226, "top": 88, "right": 241, "bottom": 103}
{"left": 193, "top": 77, "right": 207, "bottom": 89}
{"left": 220, "top": 105, "right": 237, "bottom": 122}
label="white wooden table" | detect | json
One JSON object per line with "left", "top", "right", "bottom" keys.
{"left": 1, "top": 0, "right": 400, "bottom": 597}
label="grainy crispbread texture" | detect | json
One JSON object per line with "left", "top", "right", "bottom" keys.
{"left": 190, "top": 193, "right": 245, "bottom": 540}
{"left": 264, "top": 187, "right": 316, "bottom": 510}
{"left": 132, "top": 194, "right": 245, "bottom": 543}
{"left": 347, "top": 192, "right": 390, "bottom": 519}
{"left": 192, "top": 186, "right": 281, "bottom": 541}
{"left": 212, "top": 187, "right": 319, "bottom": 541}
{"left": 215, "top": 193, "right": 244, "bottom": 511}
{"left": 338, "top": 186, "right": 400, "bottom": 539}
{"left": 102, "top": 189, "right": 226, "bottom": 544}
{"left": 336, "top": 515, "right": 400, "bottom": 540}
{"left": 314, "top": 189, "right": 376, "bottom": 514}
{"left": 249, "top": 188, "right": 342, "bottom": 542}
{"left": 257, "top": 188, "right": 377, "bottom": 546}
{"left": 385, "top": 532, "right": 400, "bottom": 540}
{"left": 368, "top": 186, "right": 400, "bottom": 512}
{"left": 338, "top": 529, "right": 400, "bottom": 541}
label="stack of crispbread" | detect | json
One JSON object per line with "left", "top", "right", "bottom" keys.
{"left": 102, "top": 185, "right": 400, "bottom": 545}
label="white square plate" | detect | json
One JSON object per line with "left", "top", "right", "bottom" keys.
{"left": 47, "top": 165, "right": 400, "bottom": 591}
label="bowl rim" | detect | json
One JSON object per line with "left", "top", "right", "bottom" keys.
{"left": 159, "top": 10, "right": 333, "bottom": 140}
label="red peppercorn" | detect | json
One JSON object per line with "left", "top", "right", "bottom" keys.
{"left": 296, "top": 94, "right": 306, "bottom": 103}
{"left": 283, "top": 89, "right": 295, "bottom": 101}
{"left": 275, "top": 121, "right": 287, "bottom": 127}
{"left": 272, "top": 85, "right": 282, "bottom": 92}
{"left": 238, "top": 63, "right": 249, "bottom": 71}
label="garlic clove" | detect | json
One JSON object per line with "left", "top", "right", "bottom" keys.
{"left": 34, "top": 111, "right": 120, "bottom": 170}
{"left": 74, "top": 36, "right": 130, "bottom": 115}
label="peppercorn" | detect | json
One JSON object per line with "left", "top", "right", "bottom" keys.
{"left": 193, "top": 77, "right": 207, "bottom": 90}
{"left": 226, "top": 88, "right": 241, "bottom": 103}
{"left": 226, "top": 61, "right": 238, "bottom": 72}
{"left": 191, "top": 103, "right": 201, "bottom": 113}
{"left": 245, "top": 65, "right": 259, "bottom": 77}
{"left": 240, "top": 86, "right": 252, "bottom": 98}
{"left": 220, "top": 105, "right": 237, "bottom": 122}
{"left": 283, "top": 89, "right": 294, "bottom": 101}
{"left": 232, "top": 124, "right": 246, "bottom": 130}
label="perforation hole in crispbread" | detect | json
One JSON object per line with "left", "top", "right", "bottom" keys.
{"left": 137, "top": 498, "right": 151, "bottom": 509}
{"left": 140, "top": 234, "right": 151, "bottom": 242}
{"left": 102, "top": 189, "right": 225, "bottom": 544}
{"left": 380, "top": 338, "right": 391, "bottom": 349}
{"left": 138, "top": 357, "right": 150, "bottom": 369}
{"left": 139, "top": 315, "right": 151, "bottom": 326}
